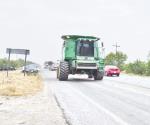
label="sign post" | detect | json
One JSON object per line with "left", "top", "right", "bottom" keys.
{"left": 6, "top": 48, "right": 30, "bottom": 77}
{"left": 24, "top": 50, "right": 28, "bottom": 76}
{"left": 7, "top": 49, "right": 11, "bottom": 77}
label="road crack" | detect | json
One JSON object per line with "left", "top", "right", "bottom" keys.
{"left": 54, "top": 94, "right": 72, "bottom": 125}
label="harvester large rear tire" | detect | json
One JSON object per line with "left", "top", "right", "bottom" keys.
{"left": 58, "top": 61, "right": 69, "bottom": 81}
{"left": 94, "top": 71, "right": 103, "bottom": 80}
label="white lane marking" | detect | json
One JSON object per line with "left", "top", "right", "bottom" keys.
{"left": 71, "top": 86, "right": 130, "bottom": 125}
{"left": 102, "top": 80, "right": 150, "bottom": 97}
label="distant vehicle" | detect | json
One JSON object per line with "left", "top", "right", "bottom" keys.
{"left": 22, "top": 64, "right": 40, "bottom": 73}
{"left": 49, "top": 63, "right": 57, "bottom": 71}
{"left": 104, "top": 65, "right": 120, "bottom": 76}
{"left": 44, "top": 61, "right": 54, "bottom": 69}
{"left": 8, "top": 66, "right": 16, "bottom": 71}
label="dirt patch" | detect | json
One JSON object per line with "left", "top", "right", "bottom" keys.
{"left": 0, "top": 71, "right": 43, "bottom": 96}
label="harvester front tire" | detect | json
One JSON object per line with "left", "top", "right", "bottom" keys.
{"left": 58, "top": 61, "right": 69, "bottom": 81}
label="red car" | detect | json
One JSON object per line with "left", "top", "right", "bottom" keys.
{"left": 104, "top": 65, "right": 120, "bottom": 76}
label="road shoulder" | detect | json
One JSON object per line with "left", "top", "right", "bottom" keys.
{"left": 0, "top": 76, "right": 67, "bottom": 125}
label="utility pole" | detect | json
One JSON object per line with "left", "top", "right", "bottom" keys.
{"left": 112, "top": 42, "right": 120, "bottom": 55}
{"left": 112, "top": 42, "right": 120, "bottom": 66}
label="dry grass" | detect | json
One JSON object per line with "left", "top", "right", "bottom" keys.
{"left": 0, "top": 71, "right": 43, "bottom": 96}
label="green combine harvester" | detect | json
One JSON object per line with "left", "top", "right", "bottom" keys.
{"left": 57, "top": 35, "right": 105, "bottom": 81}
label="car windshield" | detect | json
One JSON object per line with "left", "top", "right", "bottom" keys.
{"left": 106, "top": 65, "right": 118, "bottom": 69}
{"left": 76, "top": 40, "right": 94, "bottom": 57}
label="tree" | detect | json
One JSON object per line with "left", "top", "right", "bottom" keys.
{"left": 145, "top": 52, "right": 150, "bottom": 76}
{"left": 125, "top": 60, "right": 146, "bottom": 75}
{"left": 146, "top": 60, "right": 150, "bottom": 76}
{"left": 147, "top": 51, "right": 150, "bottom": 61}
{"left": 105, "top": 51, "right": 127, "bottom": 69}
{"left": 0, "top": 58, "right": 33, "bottom": 68}
{"left": 104, "top": 52, "right": 116, "bottom": 65}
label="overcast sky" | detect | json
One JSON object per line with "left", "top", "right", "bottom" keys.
{"left": 0, "top": 0, "right": 150, "bottom": 64}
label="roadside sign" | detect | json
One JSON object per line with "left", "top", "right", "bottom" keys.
{"left": 6, "top": 48, "right": 30, "bottom": 77}
{"left": 6, "top": 48, "right": 30, "bottom": 55}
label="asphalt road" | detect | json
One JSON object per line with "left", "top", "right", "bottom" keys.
{"left": 42, "top": 70, "right": 150, "bottom": 125}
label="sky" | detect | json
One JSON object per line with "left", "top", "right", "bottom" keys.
{"left": 0, "top": 0, "right": 150, "bottom": 64}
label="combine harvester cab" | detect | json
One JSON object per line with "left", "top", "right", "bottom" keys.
{"left": 57, "top": 35, "right": 105, "bottom": 81}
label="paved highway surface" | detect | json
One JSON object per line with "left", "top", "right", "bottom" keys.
{"left": 42, "top": 70, "right": 150, "bottom": 125}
